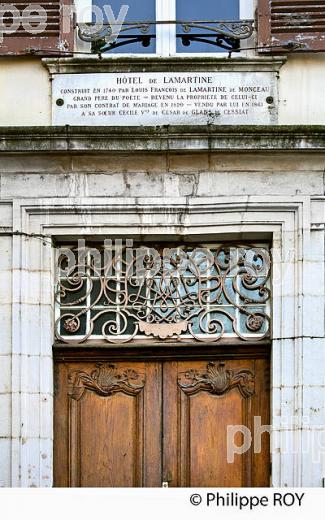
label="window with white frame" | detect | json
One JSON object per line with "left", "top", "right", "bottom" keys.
{"left": 78, "top": 0, "right": 254, "bottom": 56}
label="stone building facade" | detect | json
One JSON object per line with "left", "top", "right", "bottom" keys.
{"left": 1, "top": 0, "right": 325, "bottom": 488}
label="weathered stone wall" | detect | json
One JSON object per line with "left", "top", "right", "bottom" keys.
{"left": 0, "top": 203, "right": 12, "bottom": 488}
{"left": 0, "top": 152, "right": 325, "bottom": 199}
{"left": 1, "top": 129, "right": 325, "bottom": 486}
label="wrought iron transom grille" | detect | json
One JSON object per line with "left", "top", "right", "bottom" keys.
{"left": 55, "top": 242, "right": 271, "bottom": 344}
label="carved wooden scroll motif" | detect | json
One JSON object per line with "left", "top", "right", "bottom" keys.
{"left": 68, "top": 362, "right": 145, "bottom": 400}
{"left": 178, "top": 362, "right": 255, "bottom": 398}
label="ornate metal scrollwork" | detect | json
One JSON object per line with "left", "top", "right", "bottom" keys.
{"left": 77, "top": 19, "right": 254, "bottom": 54}
{"left": 68, "top": 362, "right": 145, "bottom": 400}
{"left": 178, "top": 362, "right": 255, "bottom": 398}
{"left": 55, "top": 243, "right": 271, "bottom": 344}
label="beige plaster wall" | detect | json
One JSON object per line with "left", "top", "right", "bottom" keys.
{"left": 0, "top": 58, "right": 51, "bottom": 126}
{"left": 0, "top": 53, "right": 325, "bottom": 126}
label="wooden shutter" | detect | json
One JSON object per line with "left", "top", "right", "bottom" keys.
{"left": 258, "top": 0, "right": 325, "bottom": 52}
{"left": 0, "top": 0, "right": 74, "bottom": 56}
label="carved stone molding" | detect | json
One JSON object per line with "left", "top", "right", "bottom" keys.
{"left": 2, "top": 125, "right": 325, "bottom": 155}
{"left": 68, "top": 362, "right": 145, "bottom": 400}
{"left": 178, "top": 362, "right": 255, "bottom": 398}
{"left": 43, "top": 56, "right": 286, "bottom": 76}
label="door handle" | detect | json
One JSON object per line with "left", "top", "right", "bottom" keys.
{"left": 162, "top": 470, "right": 172, "bottom": 487}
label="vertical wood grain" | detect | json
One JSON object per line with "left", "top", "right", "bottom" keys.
{"left": 54, "top": 353, "right": 270, "bottom": 487}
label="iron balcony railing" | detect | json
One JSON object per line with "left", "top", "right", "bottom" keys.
{"left": 77, "top": 19, "right": 254, "bottom": 54}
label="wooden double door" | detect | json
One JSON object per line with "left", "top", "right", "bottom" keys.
{"left": 54, "top": 350, "right": 270, "bottom": 487}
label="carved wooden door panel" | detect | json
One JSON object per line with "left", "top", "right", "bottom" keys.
{"left": 54, "top": 361, "right": 162, "bottom": 487}
{"left": 163, "top": 359, "right": 270, "bottom": 487}
{"left": 54, "top": 356, "right": 269, "bottom": 487}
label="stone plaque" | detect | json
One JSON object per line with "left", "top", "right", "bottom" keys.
{"left": 52, "top": 72, "right": 278, "bottom": 126}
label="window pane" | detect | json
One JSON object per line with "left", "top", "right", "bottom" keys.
{"left": 93, "top": 1, "right": 156, "bottom": 53}
{"left": 176, "top": 0, "right": 240, "bottom": 53}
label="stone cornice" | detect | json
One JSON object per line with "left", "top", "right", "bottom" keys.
{"left": 42, "top": 56, "right": 287, "bottom": 75}
{"left": 0, "top": 126, "right": 325, "bottom": 154}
